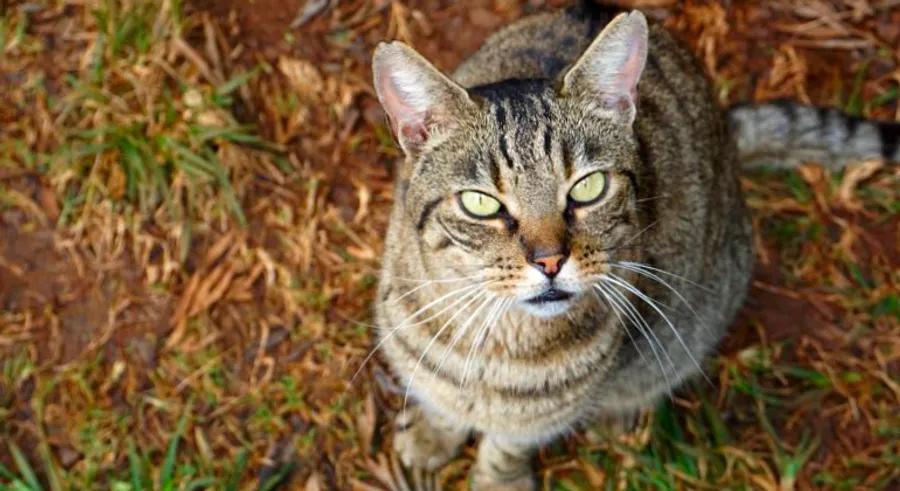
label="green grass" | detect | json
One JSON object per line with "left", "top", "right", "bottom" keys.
{"left": 37, "top": 0, "right": 273, "bottom": 228}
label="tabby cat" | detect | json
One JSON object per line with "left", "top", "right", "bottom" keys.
{"left": 370, "top": 2, "right": 899, "bottom": 489}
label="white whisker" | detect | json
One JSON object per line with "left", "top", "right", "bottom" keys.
{"left": 594, "top": 283, "right": 672, "bottom": 390}
{"left": 434, "top": 295, "right": 498, "bottom": 382}
{"left": 612, "top": 263, "right": 697, "bottom": 314}
{"left": 611, "top": 262, "right": 711, "bottom": 336}
{"left": 384, "top": 273, "right": 483, "bottom": 284}
{"left": 603, "top": 273, "right": 710, "bottom": 384}
{"left": 350, "top": 281, "right": 485, "bottom": 383}
{"left": 604, "top": 219, "right": 658, "bottom": 252}
{"left": 617, "top": 261, "right": 713, "bottom": 293}
{"left": 402, "top": 287, "right": 493, "bottom": 411}
{"left": 381, "top": 273, "right": 484, "bottom": 306}
{"left": 476, "top": 298, "right": 513, "bottom": 380}
{"left": 461, "top": 297, "right": 510, "bottom": 387}
{"left": 591, "top": 285, "right": 649, "bottom": 366}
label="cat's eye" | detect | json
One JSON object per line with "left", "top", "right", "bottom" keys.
{"left": 459, "top": 191, "right": 502, "bottom": 218}
{"left": 568, "top": 171, "right": 608, "bottom": 205}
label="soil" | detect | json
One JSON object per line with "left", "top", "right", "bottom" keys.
{"left": 0, "top": 173, "right": 171, "bottom": 368}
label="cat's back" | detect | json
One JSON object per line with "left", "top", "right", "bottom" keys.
{"left": 452, "top": 6, "right": 605, "bottom": 87}
{"left": 452, "top": 4, "right": 718, "bottom": 130}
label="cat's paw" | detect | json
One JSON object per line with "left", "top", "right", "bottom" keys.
{"left": 393, "top": 407, "right": 467, "bottom": 471}
{"left": 470, "top": 470, "right": 536, "bottom": 491}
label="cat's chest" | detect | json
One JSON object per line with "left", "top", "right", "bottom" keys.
{"left": 382, "top": 304, "right": 622, "bottom": 437}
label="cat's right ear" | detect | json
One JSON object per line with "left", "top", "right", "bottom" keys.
{"left": 559, "top": 11, "right": 648, "bottom": 125}
{"left": 373, "top": 42, "right": 474, "bottom": 155}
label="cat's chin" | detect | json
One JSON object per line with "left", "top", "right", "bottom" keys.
{"left": 517, "top": 296, "right": 575, "bottom": 318}
{"left": 519, "top": 302, "right": 572, "bottom": 318}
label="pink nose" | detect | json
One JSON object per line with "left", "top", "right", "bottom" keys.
{"left": 531, "top": 254, "right": 566, "bottom": 277}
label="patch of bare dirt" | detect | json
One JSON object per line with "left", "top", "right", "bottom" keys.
{"left": 0, "top": 218, "right": 170, "bottom": 366}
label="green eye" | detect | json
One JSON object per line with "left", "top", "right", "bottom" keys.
{"left": 568, "top": 171, "right": 607, "bottom": 204}
{"left": 459, "top": 191, "right": 502, "bottom": 217}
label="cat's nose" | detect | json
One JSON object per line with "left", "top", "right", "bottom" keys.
{"left": 530, "top": 252, "right": 568, "bottom": 278}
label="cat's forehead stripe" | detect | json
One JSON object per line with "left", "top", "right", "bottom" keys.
{"left": 538, "top": 96, "right": 554, "bottom": 163}
{"left": 493, "top": 102, "right": 515, "bottom": 169}
{"left": 489, "top": 94, "right": 562, "bottom": 176}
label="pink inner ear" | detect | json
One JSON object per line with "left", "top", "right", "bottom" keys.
{"left": 399, "top": 118, "right": 429, "bottom": 145}
{"left": 378, "top": 69, "right": 429, "bottom": 146}
{"left": 617, "top": 41, "right": 645, "bottom": 96}
{"left": 599, "top": 93, "right": 633, "bottom": 113}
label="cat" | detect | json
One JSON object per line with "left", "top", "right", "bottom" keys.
{"left": 370, "top": 2, "right": 899, "bottom": 489}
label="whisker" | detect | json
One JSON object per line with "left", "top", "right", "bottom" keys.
{"left": 383, "top": 273, "right": 483, "bottom": 284}
{"left": 603, "top": 273, "right": 711, "bottom": 384}
{"left": 402, "top": 287, "right": 492, "bottom": 412}
{"left": 461, "top": 297, "right": 510, "bottom": 387}
{"left": 611, "top": 262, "right": 710, "bottom": 336}
{"left": 385, "top": 280, "right": 446, "bottom": 306}
{"left": 594, "top": 283, "right": 672, "bottom": 390}
{"left": 380, "top": 273, "right": 484, "bottom": 305}
{"left": 591, "top": 285, "right": 649, "bottom": 366}
{"left": 434, "top": 295, "right": 498, "bottom": 381}
{"left": 459, "top": 304, "right": 495, "bottom": 388}
{"left": 350, "top": 281, "right": 485, "bottom": 383}
{"left": 611, "top": 263, "right": 697, "bottom": 313}
{"left": 635, "top": 194, "right": 670, "bottom": 204}
{"left": 472, "top": 297, "right": 513, "bottom": 386}
{"left": 602, "top": 219, "right": 658, "bottom": 253}
{"left": 616, "top": 261, "right": 714, "bottom": 293}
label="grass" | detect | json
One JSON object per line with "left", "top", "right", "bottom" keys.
{"left": 1, "top": 0, "right": 899, "bottom": 490}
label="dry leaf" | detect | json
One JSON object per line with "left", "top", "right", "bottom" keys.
{"left": 279, "top": 56, "right": 324, "bottom": 100}
{"left": 305, "top": 472, "right": 323, "bottom": 491}
{"left": 836, "top": 159, "right": 883, "bottom": 210}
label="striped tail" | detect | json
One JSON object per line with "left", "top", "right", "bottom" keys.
{"left": 728, "top": 100, "right": 900, "bottom": 169}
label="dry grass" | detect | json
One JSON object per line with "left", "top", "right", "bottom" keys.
{"left": 0, "top": 0, "right": 898, "bottom": 490}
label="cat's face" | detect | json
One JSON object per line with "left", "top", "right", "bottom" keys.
{"left": 402, "top": 84, "right": 643, "bottom": 318}
{"left": 374, "top": 13, "right": 648, "bottom": 318}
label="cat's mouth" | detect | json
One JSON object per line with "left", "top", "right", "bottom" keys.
{"left": 526, "top": 288, "right": 574, "bottom": 304}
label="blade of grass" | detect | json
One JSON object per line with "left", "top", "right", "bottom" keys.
{"left": 127, "top": 439, "right": 145, "bottom": 491}
{"left": 868, "top": 84, "right": 899, "bottom": 110}
{"left": 159, "top": 407, "right": 190, "bottom": 491}
{"left": 216, "top": 68, "right": 259, "bottom": 98}
{"left": 184, "top": 477, "right": 216, "bottom": 491}
{"left": 10, "top": 480, "right": 38, "bottom": 491}
{"left": 36, "top": 439, "right": 62, "bottom": 491}
{"left": 845, "top": 61, "right": 869, "bottom": 117}
{"left": 699, "top": 391, "right": 731, "bottom": 447}
{"left": 224, "top": 449, "right": 249, "bottom": 491}
{"left": 258, "top": 462, "right": 295, "bottom": 491}
{"left": 191, "top": 125, "right": 263, "bottom": 146}
{"left": 8, "top": 442, "right": 42, "bottom": 491}
{"left": 0, "top": 461, "right": 17, "bottom": 481}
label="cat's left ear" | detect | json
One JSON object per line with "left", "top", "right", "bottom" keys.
{"left": 560, "top": 11, "right": 648, "bottom": 125}
{"left": 373, "top": 41, "right": 475, "bottom": 155}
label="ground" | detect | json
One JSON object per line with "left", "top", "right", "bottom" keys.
{"left": 0, "top": 0, "right": 898, "bottom": 490}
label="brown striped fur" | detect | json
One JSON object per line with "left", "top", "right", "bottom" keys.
{"left": 370, "top": 2, "right": 895, "bottom": 489}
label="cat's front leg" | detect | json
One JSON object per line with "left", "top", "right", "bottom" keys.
{"left": 393, "top": 405, "right": 469, "bottom": 471}
{"left": 470, "top": 436, "right": 536, "bottom": 491}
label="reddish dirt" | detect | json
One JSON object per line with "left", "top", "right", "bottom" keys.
{"left": 0, "top": 204, "right": 170, "bottom": 367}
{"left": 188, "top": 0, "right": 544, "bottom": 70}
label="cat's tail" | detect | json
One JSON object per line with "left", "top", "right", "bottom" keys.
{"left": 727, "top": 99, "right": 900, "bottom": 170}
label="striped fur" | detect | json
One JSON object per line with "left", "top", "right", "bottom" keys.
{"left": 371, "top": 2, "right": 895, "bottom": 488}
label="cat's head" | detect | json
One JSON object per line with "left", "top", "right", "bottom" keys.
{"left": 374, "top": 12, "right": 649, "bottom": 318}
